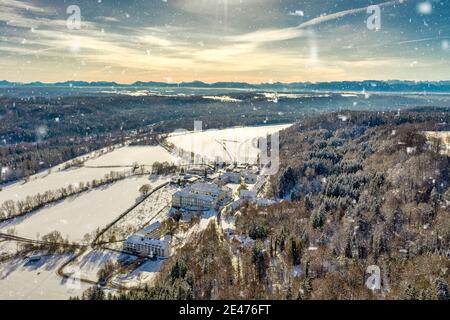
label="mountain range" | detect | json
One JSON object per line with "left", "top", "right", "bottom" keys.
{"left": 3, "top": 80, "right": 450, "bottom": 92}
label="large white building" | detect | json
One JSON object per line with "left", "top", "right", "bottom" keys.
{"left": 172, "top": 190, "right": 215, "bottom": 210}
{"left": 123, "top": 221, "right": 171, "bottom": 258}
{"left": 172, "top": 182, "right": 232, "bottom": 210}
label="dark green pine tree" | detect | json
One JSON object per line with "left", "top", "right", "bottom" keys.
{"left": 430, "top": 186, "right": 439, "bottom": 215}
{"left": 434, "top": 278, "right": 450, "bottom": 300}
{"left": 291, "top": 238, "right": 301, "bottom": 266}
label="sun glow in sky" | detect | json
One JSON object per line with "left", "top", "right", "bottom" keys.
{"left": 1, "top": 0, "right": 450, "bottom": 83}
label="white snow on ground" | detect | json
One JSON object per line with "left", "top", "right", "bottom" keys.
{"left": 114, "top": 185, "right": 174, "bottom": 231}
{"left": 0, "top": 240, "right": 21, "bottom": 256}
{"left": 102, "top": 184, "right": 174, "bottom": 251}
{"left": 112, "top": 258, "right": 165, "bottom": 288}
{"left": 85, "top": 146, "right": 177, "bottom": 167}
{"left": 221, "top": 215, "right": 236, "bottom": 232}
{"left": 71, "top": 249, "right": 137, "bottom": 282}
{"left": 292, "top": 265, "right": 303, "bottom": 277}
{"left": 168, "top": 124, "right": 291, "bottom": 164}
{"left": 0, "top": 253, "right": 89, "bottom": 300}
{"left": 173, "top": 210, "right": 217, "bottom": 250}
{"left": 262, "top": 93, "right": 331, "bottom": 99}
{"left": 0, "top": 176, "right": 168, "bottom": 242}
{"left": 0, "top": 167, "right": 128, "bottom": 203}
{"left": 198, "top": 210, "right": 216, "bottom": 231}
{"left": 202, "top": 96, "right": 242, "bottom": 102}
{"left": 0, "top": 142, "right": 125, "bottom": 190}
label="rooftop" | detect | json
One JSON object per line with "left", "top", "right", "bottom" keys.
{"left": 191, "top": 182, "right": 221, "bottom": 194}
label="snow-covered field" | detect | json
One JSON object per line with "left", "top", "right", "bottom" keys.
{"left": 0, "top": 240, "right": 21, "bottom": 256}
{"left": 202, "top": 95, "right": 242, "bottom": 103}
{"left": 85, "top": 146, "right": 177, "bottom": 167}
{"left": 0, "top": 176, "right": 169, "bottom": 242}
{"left": 112, "top": 258, "right": 165, "bottom": 288}
{"left": 69, "top": 249, "right": 137, "bottom": 282}
{"left": 112, "top": 185, "right": 175, "bottom": 233}
{"left": 0, "top": 167, "right": 129, "bottom": 203}
{"left": 168, "top": 124, "right": 291, "bottom": 164}
{"left": 0, "top": 253, "right": 89, "bottom": 300}
{"left": 173, "top": 210, "right": 216, "bottom": 250}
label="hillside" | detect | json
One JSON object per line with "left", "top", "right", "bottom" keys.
{"left": 98, "top": 110, "right": 450, "bottom": 300}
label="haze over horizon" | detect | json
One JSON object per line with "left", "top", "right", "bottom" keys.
{"left": 1, "top": 0, "right": 450, "bottom": 84}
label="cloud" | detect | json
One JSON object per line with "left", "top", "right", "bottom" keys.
{"left": 139, "top": 35, "right": 174, "bottom": 47}
{"left": 226, "top": 27, "right": 306, "bottom": 43}
{"left": 95, "top": 16, "right": 120, "bottom": 23}
{"left": 296, "top": 0, "right": 405, "bottom": 29}
{"left": 397, "top": 36, "right": 450, "bottom": 45}
{"left": 0, "top": 0, "right": 45, "bottom": 13}
{"left": 0, "top": 0, "right": 54, "bottom": 28}
{"left": 229, "top": 0, "right": 409, "bottom": 44}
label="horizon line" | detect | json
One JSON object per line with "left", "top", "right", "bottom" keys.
{"left": 3, "top": 79, "right": 450, "bottom": 86}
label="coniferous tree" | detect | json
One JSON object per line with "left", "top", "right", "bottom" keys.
{"left": 434, "top": 278, "right": 450, "bottom": 300}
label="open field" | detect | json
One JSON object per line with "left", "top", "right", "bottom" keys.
{"left": 167, "top": 124, "right": 291, "bottom": 164}
{"left": 0, "top": 167, "right": 129, "bottom": 204}
{"left": 69, "top": 249, "right": 137, "bottom": 282}
{"left": 0, "top": 145, "right": 176, "bottom": 204}
{"left": 0, "top": 253, "right": 90, "bottom": 300}
{"left": 0, "top": 176, "right": 169, "bottom": 242}
{"left": 0, "top": 240, "right": 21, "bottom": 256}
{"left": 113, "top": 185, "right": 174, "bottom": 231}
{"left": 85, "top": 146, "right": 177, "bottom": 167}
{"left": 112, "top": 258, "right": 165, "bottom": 289}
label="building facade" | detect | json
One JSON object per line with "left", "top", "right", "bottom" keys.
{"left": 124, "top": 234, "right": 171, "bottom": 258}
{"left": 172, "top": 190, "right": 215, "bottom": 210}
{"left": 172, "top": 182, "right": 232, "bottom": 210}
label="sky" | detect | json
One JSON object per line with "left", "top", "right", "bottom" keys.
{"left": 0, "top": 0, "right": 450, "bottom": 83}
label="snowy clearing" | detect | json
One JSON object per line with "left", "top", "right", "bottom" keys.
{"left": 202, "top": 95, "right": 242, "bottom": 102}
{"left": 69, "top": 249, "right": 137, "bottom": 282}
{"left": 0, "top": 253, "right": 89, "bottom": 300}
{"left": 168, "top": 124, "right": 291, "bottom": 164}
{"left": 0, "top": 240, "right": 22, "bottom": 256}
{"left": 113, "top": 185, "right": 175, "bottom": 231}
{"left": 112, "top": 258, "right": 165, "bottom": 289}
{"left": 0, "top": 167, "right": 128, "bottom": 204}
{"left": 84, "top": 146, "right": 177, "bottom": 167}
{"left": 0, "top": 176, "right": 169, "bottom": 242}
{"left": 173, "top": 210, "right": 216, "bottom": 250}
